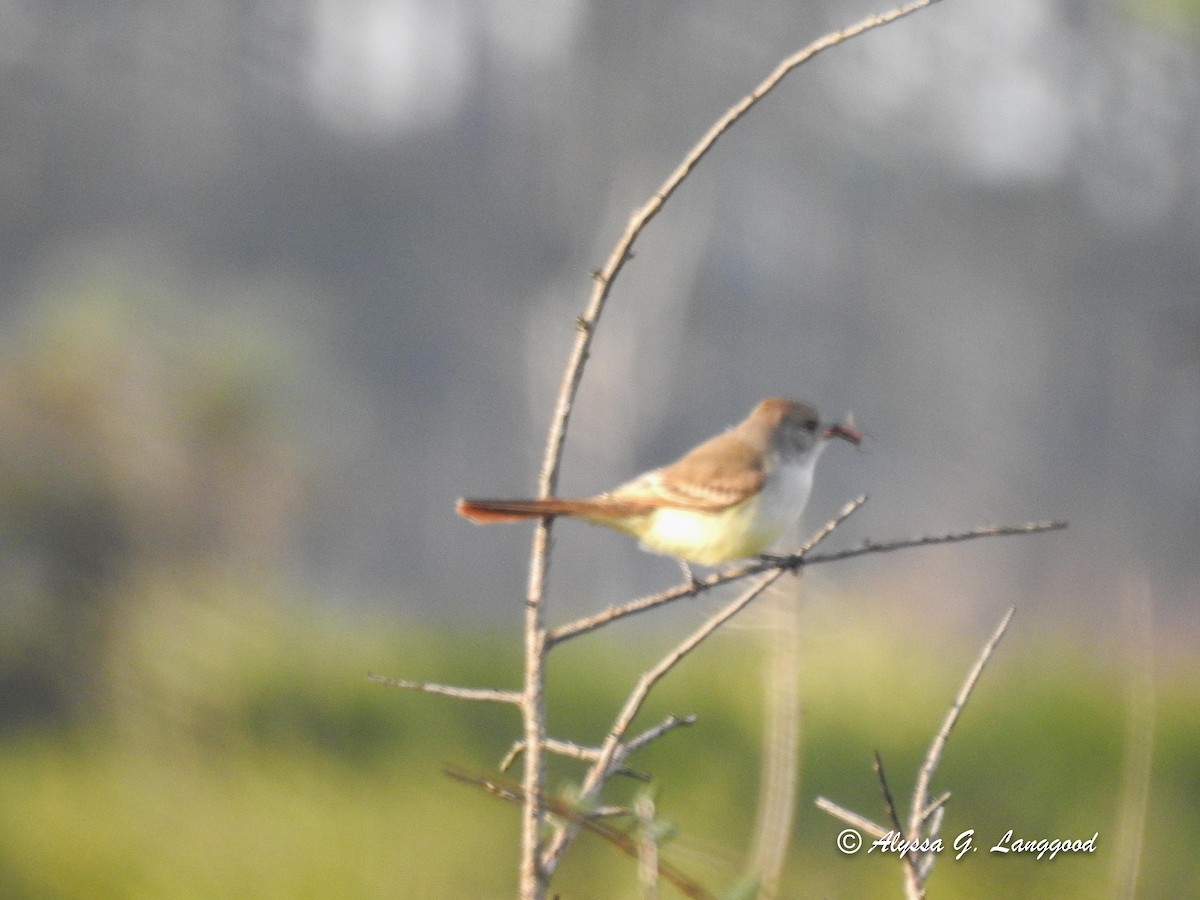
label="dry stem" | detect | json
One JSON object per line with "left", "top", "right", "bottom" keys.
{"left": 367, "top": 673, "right": 519, "bottom": 705}
{"left": 548, "top": 512, "right": 1062, "bottom": 644}
{"left": 538, "top": 565, "right": 795, "bottom": 876}
{"left": 815, "top": 606, "right": 1017, "bottom": 899}
{"left": 513, "top": 4, "right": 947, "bottom": 893}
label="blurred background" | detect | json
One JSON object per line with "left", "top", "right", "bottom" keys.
{"left": 0, "top": 0, "right": 1197, "bottom": 896}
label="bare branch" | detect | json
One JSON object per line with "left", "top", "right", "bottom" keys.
{"left": 446, "top": 767, "right": 718, "bottom": 900}
{"left": 796, "top": 495, "right": 870, "bottom": 555}
{"left": 802, "top": 520, "right": 1067, "bottom": 567}
{"left": 548, "top": 497, "right": 869, "bottom": 645}
{"left": 874, "top": 751, "right": 922, "bottom": 894}
{"left": 540, "top": 0, "right": 947, "bottom": 501}
{"left": 547, "top": 582, "right": 692, "bottom": 646}
{"left": 815, "top": 607, "right": 1018, "bottom": 899}
{"left": 367, "top": 673, "right": 520, "bottom": 705}
{"left": 501, "top": 736, "right": 602, "bottom": 769}
{"left": 500, "top": 737, "right": 652, "bottom": 781}
{"left": 548, "top": 581, "right": 702, "bottom": 647}
{"left": 921, "top": 791, "right": 952, "bottom": 824}
{"left": 904, "top": 605, "right": 1015, "bottom": 898}
{"left": 917, "top": 805, "right": 945, "bottom": 880}
{"left": 500, "top": 714, "right": 696, "bottom": 776}
{"left": 548, "top": 511, "right": 1063, "bottom": 644}
{"left": 873, "top": 751, "right": 906, "bottom": 838}
{"left": 603, "top": 574, "right": 784, "bottom": 760}
{"left": 813, "top": 797, "right": 889, "bottom": 840}
{"left": 541, "top": 568, "right": 790, "bottom": 875}
{"left": 590, "top": 804, "right": 637, "bottom": 819}
{"left": 626, "top": 714, "right": 699, "bottom": 755}
{"left": 908, "top": 606, "right": 1016, "bottom": 834}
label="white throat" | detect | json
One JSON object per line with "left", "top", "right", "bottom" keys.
{"left": 759, "top": 444, "right": 823, "bottom": 536}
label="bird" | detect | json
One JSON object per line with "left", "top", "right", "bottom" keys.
{"left": 457, "top": 397, "right": 861, "bottom": 569}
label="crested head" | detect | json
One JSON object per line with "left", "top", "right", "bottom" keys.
{"left": 747, "top": 397, "right": 862, "bottom": 457}
{"left": 752, "top": 397, "right": 819, "bottom": 429}
{"left": 742, "top": 398, "right": 820, "bottom": 458}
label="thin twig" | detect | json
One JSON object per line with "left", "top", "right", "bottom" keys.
{"left": 875, "top": 751, "right": 922, "bottom": 893}
{"left": 500, "top": 738, "right": 652, "bottom": 782}
{"left": 908, "top": 606, "right": 1015, "bottom": 833}
{"left": 918, "top": 806, "right": 945, "bottom": 880}
{"left": 921, "top": 791, "right": 952, "bottom": 824}
{"left": 901, "top": 605, "right": 1016, "bottom": 898}
{"left": 366, "top": 673, "right": 521, "bottom": 705}
{"left": 549, "top": 514, "right": 1063, "bottom": 644}
{"left": 591, "top": 804, "right": 637, "bottom": 819}
{"left": 548, "top": 497, "right": 868, "bottom": 645}
{"left": 816, "top": 607, "right": 1018, "bottom": 899}
{"left": 445, "top": 766, "right": 717, "bottom": 900}
{"left": 796, "top": 495, "right": 870, "bottom": 554}
{"left": 873, "top": 751, "right": 906, "bottom": 837}
{"left": 605, "top": 572, "right": 786, "bottom": 766}
{"left": 548, "top": 580, "right": 706, "bottom": 647}
{"left": 803, "top": 521, "right": 1067, "bottom": 567}
{"left": 540, "top": 566, "right": 791, "bottom": 876}
{"left": 626, "top": 714, "right": 700, "bottom": 754}
{"left": 501, "top": 736, "right": 602, "bottom": 769}
{"left": 500, "top": 714, "right": 696, "bottom": 775}
{"left": 813, "top": 796, "right": 889, "bottom": 840}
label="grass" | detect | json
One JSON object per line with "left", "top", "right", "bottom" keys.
{"left": 0, "top": 595, "right": 1195, "bottom": 898}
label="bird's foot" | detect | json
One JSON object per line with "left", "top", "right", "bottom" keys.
{"left": 758, "top": 552, "right": 803, "bottom": 570}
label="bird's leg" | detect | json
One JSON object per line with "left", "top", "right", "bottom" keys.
{"left": 677, "top": 559, "right": 701, "bottom": 592}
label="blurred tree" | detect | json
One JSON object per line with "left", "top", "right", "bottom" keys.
{"left": 0, "top": 279, "right": 308, "bottom": 730}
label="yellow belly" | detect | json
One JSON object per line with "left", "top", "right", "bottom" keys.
{"left": 601, "top": 496, "right": 781, "bottom": 566}
{"left": 581, "top": 455, "right": 816, "bottom": 566}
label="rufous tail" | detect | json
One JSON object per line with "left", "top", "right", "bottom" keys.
{"left": 456, "top": 497, "right": 650, "bottom": 524}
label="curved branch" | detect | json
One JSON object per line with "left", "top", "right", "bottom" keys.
{"left": 536, "top": 0, "right": 945, "bottom": 504}
{"left": 519, "top": 2, "right": 948, "bottom": 893}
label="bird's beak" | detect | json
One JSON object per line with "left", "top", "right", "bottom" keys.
{"left": 821, "top": 416, "right": 863, "bottom": 445}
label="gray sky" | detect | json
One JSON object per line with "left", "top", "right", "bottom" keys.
{"left": 1, "top": 0, "right": 1197, "bottom": 647}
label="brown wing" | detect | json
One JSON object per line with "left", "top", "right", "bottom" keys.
{"left": 606, "top": 430, "right": 764, "bottom": 512}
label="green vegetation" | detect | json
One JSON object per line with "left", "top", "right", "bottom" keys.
{"left": 0, "top": 606, "right": 1195, "bottom": 899}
